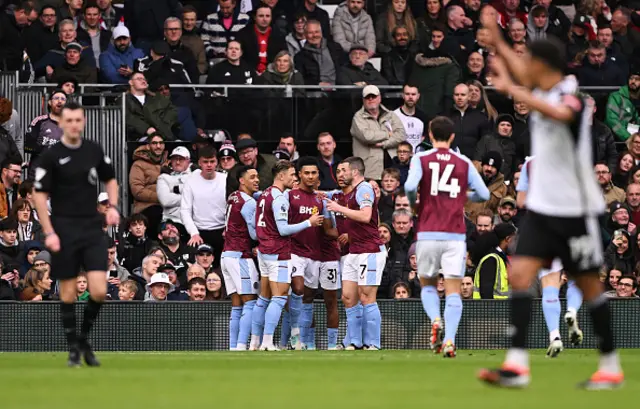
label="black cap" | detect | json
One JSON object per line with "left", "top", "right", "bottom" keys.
{"left": 159, "top": 263, "right": 176, "bottom": 272}
{"left": 65, "top": 42, "right": 83, "bottom": 52}
{"left": 235, "top": 138, "right": 258, "bottom": 152}
{"left": 481, "top": 151, "right": 503, "bottom": 171}
{"left": 194, "top": 133, "right": 214, "bottom": 144}
{"left": 0, "top": 217, "right": 18, "bottom": 231}
{"left": 609, "top": 201, "right": 628, "bottom": 214}
{"left": 494, "top": 223, "right": 517, "bottom": 241}
{"left": 496, "top": 114, "right": 514, "bottom": 128}
{"left": 349, "top": 43, "right": 368, "bottom": 53}
{"left": 197, "top": 244, "right": 213, "bottom": 254}
{"left": 272, "top": 149, "right": 291, "bottom": 161}
{"left": 152, "top": 41, "right": 171, "bottom": 56}
{"left": 158, "top": 219, "right": 178, "bottom": 232}
{"left": 630, "top": 66, "right": 640, "bottom": 78}
{"left": 573, "top": 14, "right": 589, "bottom": 29}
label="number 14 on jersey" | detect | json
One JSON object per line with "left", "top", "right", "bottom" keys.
{"left": 429, "top": 162, "right": 461, "bottom": 198}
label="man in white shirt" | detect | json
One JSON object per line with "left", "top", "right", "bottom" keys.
{"left": 157, "top": 146, "right": 192, "bottom": 238}
{"left": 394, "top": 84, "right": 429, "bottom": 151}
{"left": 180, "top": 145, "right": 227, "bottom": 268}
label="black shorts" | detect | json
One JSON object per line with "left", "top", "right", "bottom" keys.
{"left": 51, "top": 216, "right": 108, "bottom": 280}
{"left": 515, "top": 211, "right": 604, "bottom": 276}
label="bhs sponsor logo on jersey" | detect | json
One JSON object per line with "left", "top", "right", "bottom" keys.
{"left": 436, "top": 153, "right": 451, "bottom": 161}
{"left": 299, "top": 206, "right": 318, "bottom": 215}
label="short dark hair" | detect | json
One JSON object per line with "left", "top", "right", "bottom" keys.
{"left": 429, "top": 116, "right": 455, "bottom": 142}
{"left": 395, "top": 188, "right": 407, "bottom": 199}
{"left": 588, "top": 40, "right": 605, "bottom": 50}
{"left": 83, "top": 0, "right": 100, "bottom": 13}
{"left": 296, "top": 156, "right": 319, "bottom": 172}
{"left": 398, "top": 141, "right": 413, "bottom": 151}
{"left": 529, "top": 38, "right": 567, "bottom": 72}
{"left": 619, "top": 275, "right": 638, "bottom": 289}
{"left": 181, "top": 4, "right": 198, "bottom": 15}
{"left": 127, "top": 213, "right": 149, "bottom": 229}
{"left": 188, "top": 277, "right": 206, "bottom": 290}
{"left": 531, "top": 6, "right": 547, "bottom": 17}
{"left": 198, "top": 145, "right": 217, "bottom": 159}
{"left": 2, "top": 156, "right": 22, "bottom": 170}
{"left": 40, "top": 4, "right": 56, "bottom": 14}
{"left": 272, "top": 160, "right": 294, "bottom": 177}
{"left": 317, "top": 132, "right": 334, "bottom": 142}
{"left": 107, "top": 237, "right": 116, "bottom": 248}
{"left": 402, "top": 83, "right": 419, "bottom": 92}
{"left": 341, "top": 157, "right": 365, "bottom": 176}
{"left": 236, "top": 165, "right": 256, "bottom": 183}
{"left": 280, "top": 133, "right": 296, "bottom": 143}
{"left": 18, "top": 180, "right": 33, "bottom": 198}
{"left": 255, "top": 4, "right": 272, "bottom": 14}
{"left": 61, "top": 101, "right": 84, "bottom": 115}
{"left": 431, "top": 22, "right": 446, "bottom": 34}
{"left": 16, "top": 1, "right": 34, "bottom": 13}
{"left": 227, "top": 39, "right": 242, "bottom": 50}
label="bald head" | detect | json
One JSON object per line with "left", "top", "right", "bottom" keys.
{"left": 627, "top": 183, "right": 640, "bottom": 208}
{"left": 453, "top": 83, "right": 469, "bottom": 110}
{"left": 447, "top": 6, "right": 466, "bottom": 29}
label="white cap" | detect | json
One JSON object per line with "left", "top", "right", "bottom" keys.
{"left": 97, "top": 192, "right": 109, "bottom": 203}
{"left": 145, "top": 273, "right": 175, "bottom": 292}
{"left": 112, "top": 25, "right": 130, "bottom": 40}
{"left": 362, "top": 85, "right": 380, "bottom": 98}
{"left": 170, "top": 146, "right": 191, "bottom": 159}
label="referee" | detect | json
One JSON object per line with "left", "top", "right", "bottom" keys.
{"left": 33, "top": 102, "right": 120, "bottom": 367}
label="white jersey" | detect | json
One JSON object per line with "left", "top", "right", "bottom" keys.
{"left": 394, "top": 107, "right": 425, "bottom": 150}
{"left": 526, "top": 76, "right": 605, "bottom": 217}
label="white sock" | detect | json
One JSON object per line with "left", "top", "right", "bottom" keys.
{"left": 599, "top": 352, "right": 622, "bottom": 374}
{"left": 549, "top": 329, "right": 561, "bottom": 342}
{"left": 505, "top": 348, "right": 529, "bottom": 369}
{"left": 249, "top": 335, "right": 260, "bottom": 347}
{"left": 567, "top": 307, "right": 577, "bottom": 316}
{"left": 236, "top": 343, "right": 247, "bottom": 351}
{"left": 262, "top": 334, "right": 274, "bottom": 347}
{"left": 291, "top": 327, "right": 300, "bottom": 337}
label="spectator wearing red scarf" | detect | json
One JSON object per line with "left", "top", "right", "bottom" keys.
{"left": 235, "top": 4, "right": 286, "bottom": 74}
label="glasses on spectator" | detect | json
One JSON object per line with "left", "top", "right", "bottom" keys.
{"left": 165, "top": 27, "right": 181, "bottom": 32}
{"left": 51, "top": 96, "right": 66, "bottom": 102}
{"left": 238, "top": 149, "right": 255, "bottom": 157}
{"left": 618, "top": 282, "right": 633, "bottom": 288}
{"left": 595, "top": 170, "right": 609, "bottom": 175}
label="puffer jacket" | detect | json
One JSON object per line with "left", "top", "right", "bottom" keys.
{"left": 129, "top": 145, "right": 168, "bottom": 214}
{"left": 407, "top": 51, "right": 460, "bottom": 119}
{"left": 592, "top": 119, "right": 618, "bottom": 172}
{"left": 605, "top": 86, "right": 640, "bottom": 141}
{"left": 99, "top": 43, "right": 145, "bottom": 84}
{"left": 156, "top": 166, "right": 192, "bottom": 224}
{"left": 464, "top": 163, "right": 508, "bottom": 222}
{"left": 350, "top": 104, "right": 406, "bottom": 180}
{"left": 331, "top": 1, "right": 376, "bottom": 54}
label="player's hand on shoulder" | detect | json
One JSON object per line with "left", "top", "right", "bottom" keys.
{"left": 309, "top": 213, "right": 324, "bottom": 227}
{"left": 338, "top": 233, "right": 349, "bottom": 246}
{"left": 45, "top": 233, "right": 61, "bottom": 253}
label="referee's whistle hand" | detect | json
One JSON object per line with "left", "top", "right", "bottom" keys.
{"left": 45, "top": 233, "right": 61, "bottom": 253}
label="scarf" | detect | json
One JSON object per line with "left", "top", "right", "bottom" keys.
{"left": 18, "top": 222, "right": 32, "bottom": 242}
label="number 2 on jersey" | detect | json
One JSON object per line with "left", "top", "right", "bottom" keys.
{"left": 257, "top": 199, "right": 266, "bottom": 227}
{"left": 428, "top": 162, "right": 460, "bottom": 198}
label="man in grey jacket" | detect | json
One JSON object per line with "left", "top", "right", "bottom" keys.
{"left": 156, "top": 146, "right": 192, "bottom": 234}
{"left": 0, "top": 98, "right": 23, "bottom": 159}
{"left": 331, "top": 0, "right": 376, "bottom": 56}
{"left": 351, "top": 85, "right": 406, "bottom": 180}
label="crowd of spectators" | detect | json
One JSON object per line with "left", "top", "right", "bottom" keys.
{"left": 1, "top": 0, "right": 640, "bottom": 302}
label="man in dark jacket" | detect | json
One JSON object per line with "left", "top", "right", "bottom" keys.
{"left": 235, "top": 4, "right": 287, "bottom": 75}
{"left": 134, "top": 41, "right": 193, "bottom": 86}
{"left": 316, "top": 131, "right": 341, "bottom": 190}
{"left": 50, "top": 42, "right": 98, "bottom": 85}
{"left": 584, "top": 93, "right": 618, "bottom": 171}
{"left": 449, "top": 83, "right": 489, "bottom": 158}
{"left": 336, "top": 44, "right": 388, "bottom": 85}
{"left": 23, "top": 4, "right": 59, "bottom": 65}
{"left": 0, "top": 217, "right": 24, "bottom": 267}
{"left": 383, "top": 209, "right": 415, "bottom": 298}
{"left": 596, "top": 23, "right": 629, "bottom": 79}
{"left": 474, "top": 114, "right": 517, "bottom": 180}
{"left": 34, "top": 19, "right": 96, "bottom": 78}
{"left": 76, "top": 2, "right": 111, "bottom": 67}
{"left": 442, "top": 5, "right": 475, "bottom": 66}
{"left": 0, "top": 1, "right": 37, "bottom": 71}
{"left": 576, "top": 41, "right": 626, "bottom": 87}
{"left": 163, "top": 17, "right": 199, "bottom": 84}
{"left": 381, "top": 26, "right": 419, "bottom": 85}
{"left": 297, "top": 0, "right": 331, "bottom": 39}
{"left": 125, "top": 72, "right": 178, "bottom": 141}
{"left": 225, "top": 137, "right": 277, "bottom": 196}
{"left": 529, "top": 0, "right": 571, "bottom": 39}
{"left": 512, "top": 98, "right": 530, "bottom": 163}
{"left": 123, "top": 0, "right": 179, "bottom": 52}
{"left": 119, "top": 213, "right": 158, "bottom": 274}
{"left": 295, "top": 20, "right": 343, "bottom": 85}
{"left": 99, "top": 25, "right": 145, "bottom": 84}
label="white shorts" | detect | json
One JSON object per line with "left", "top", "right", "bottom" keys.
{"left": 416, "top": 240, "right": 466, "bottom": 279}
{"left": 342, "top": 250, "right": 387, "bottom": 286}
{"left": 292, "top": 253, "right": 318, "bottom": 287}
{"left": 538, "top": 258, "right": 564, "bottom": 279}
{"left": 220, "top": 257, "right": 259, "bottom": 295}
{"left": 318, "top": 260, "right": 342, "bottom": 290}
{"left": 258, "top": 253, "right": 292, "bottom": 284}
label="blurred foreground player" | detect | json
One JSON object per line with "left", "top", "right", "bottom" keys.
{"left": 478, "top": 11, "right": 623, "bottom": 389}
{"left": 404, "top": 116, "right": 489, "bottom": 357}
{"left": 33, "top": 102, "right": 120, "bottom": 367}
{"left": 222, "top": 166, "right": 260, "bottom": 351}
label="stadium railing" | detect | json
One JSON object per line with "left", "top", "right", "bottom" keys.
{"left": 1, "top": 299, "right": 639, "bottom": 352}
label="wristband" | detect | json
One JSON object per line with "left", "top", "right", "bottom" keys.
{"left": 44, "top": 231, "right": 55, "bottom": 237}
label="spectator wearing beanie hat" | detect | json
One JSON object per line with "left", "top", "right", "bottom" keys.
{"left": 0, "top": 217, "right": 25, "bottom": 266}
{"left": 474, "top": 114, "right": 517, "bottom": 180}
{"left": 465, "top": 151, "right": 508, "bottom": 223}
{"left": 0, "top": 98, "right": 22, "bottom": 166}
{"left": 217, "top": 142, "right": 237, "bottom": 172}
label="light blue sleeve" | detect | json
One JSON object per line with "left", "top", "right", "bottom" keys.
{"left": 466, "top": 162, "right": 490, "bottom": 202}
{"left": 404, "top": 155, "right": 423, "bottom": 206}
{"left": 516, "top": 163, "right": 529, "bottom": 192}
{"left": 273, "top": 192, "right": 311, "bottom": 236}
{"left": 240, "top": 199, "right": 258, "bottom": 241}
{"left": 324, "top": 189, "right": 341, "bottom": 199}
{"left": 321, "top": 200, "right": 331, "bottom": 218}
{"left": 355, "top": 183, "right": 375, "bottom": 209}
{"left": 253, "top": 191, "right": 262, "bottom": 201}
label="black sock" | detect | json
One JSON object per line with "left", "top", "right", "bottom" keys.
{"left": 79, "top": 297, "right": 103, "bottom": 342}
{"left": 60, "top": 302, "right": 77, "bottom": 348}
{"left": 510, "top": 291, "right": 532, "bottom": 349}
{"left": 589, "top": 295, "right": 615, "bottom": 354}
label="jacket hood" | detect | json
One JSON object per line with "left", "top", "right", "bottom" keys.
{"left": 527, "top": 5, "right": 550, "bottom": 40}
{"left": 133, "top": 144, "right": 168, "bottom": 165}
{"left": 414, "top": 52, "right": 453, "bottom": 68}
{"left": 336, "top": 1, "right": 367, "bottom": 21}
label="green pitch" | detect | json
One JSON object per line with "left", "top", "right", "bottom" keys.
{"left": 1, "top": 350, "right": 637, "bottom": 409}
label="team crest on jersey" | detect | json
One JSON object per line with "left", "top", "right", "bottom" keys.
{"left": 293, "top": 194, "right": 300, "bottom": 200}
{"left": 363, "top": 193, "right": 370, "bottom": 200}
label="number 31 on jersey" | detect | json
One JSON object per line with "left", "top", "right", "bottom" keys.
{"left": 429, "top": 162, "right": 460, "bottom": 198}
